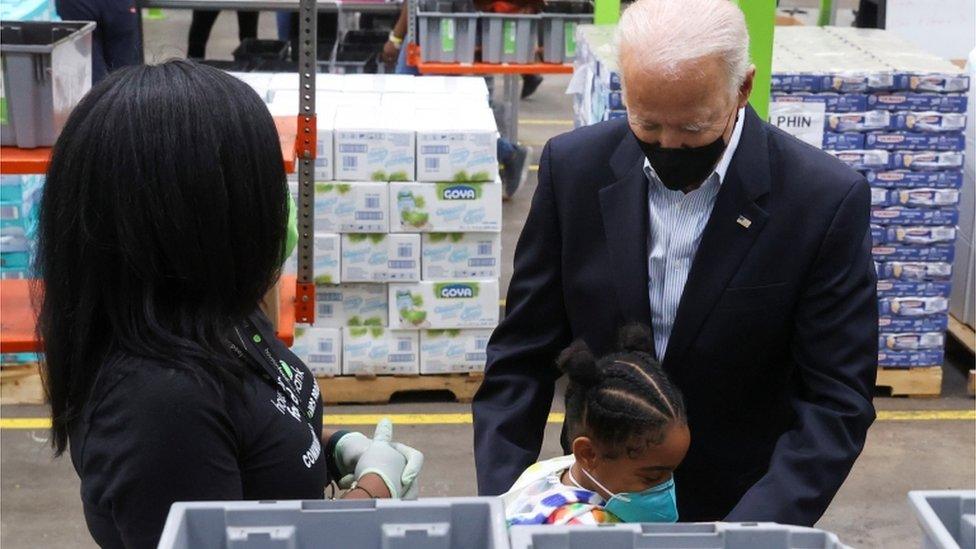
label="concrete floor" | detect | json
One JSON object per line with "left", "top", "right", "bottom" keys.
{"left": 3, "top": 4, "right": 976, "bottom": 547}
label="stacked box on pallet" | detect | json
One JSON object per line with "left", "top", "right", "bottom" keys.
{"left": 268, "top": 74, "right": 502, "bottom": 377}
{"left": 0, "top": 174, "right": 43, "bottom": 367}
{"left": 770, "top": 27, "right": 969, "bottom": 372}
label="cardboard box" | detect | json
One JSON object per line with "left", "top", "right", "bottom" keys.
{"left": 878, "top": 296, "right": 949, "bottom": 316}
{"left": 390, "top": 182, "right": 502, "bottom": 233}
{"left": 875, "top": 261, "right": 952, "bottom": 281}
{"left": 315, "top": 283, "right": 388, "bottom": 327}
{"left": 313, "top": 182, "right": 389, "bottom": 233}
{"left": 422, "top": 233, "right": 502, "bottom": 280}
{"left": 876, "top": 280, "right": 952, "bottom": 298}
{"left": 867, "top": 92, "right": 968, "bottom": 113}
{"left": 334, "top": 107, "right": 416, "bottom": 182}
{"left": 892, "top": 112, "right": 967, "bottom": 133}
{"left": 411, "top": 76, "right": 490, "bottom": 99}
{"left": 826, "top": 111, "right": 891, "bottom": 132}
{"left": 420, "top": 329, "right": 492, "bottom": 374}
{"left": 864, "top": 170, "right": 964, "bottom": 189}
{"left": 770, "top": 92, "right": 868, "bottom": 113}
{"left": 313, "top": 233, "right": 341, "bottom": 284}
{"left": 341, "top": 233, "right": 421, "bottom": 282}
{"left": 340, "top": 74, "right": 416, "bottom": 94}
{"left": 268, "top": 72, "right": 345, "bottom": 92}
{"left": 891, "top": 151, "right": 965, "bottom": 171}
{"left": 823, "top": 132, "right": 865, "bottom": 150}
{"left": 879, "top": 332, "right": 945, "bottom": 351}
{"left": 341, "top": 327, "right": 419, "bottom": 375}
{"left": 388, "top": 280, "right": 500, "bottom": 329}
{"left": 878, "top": 314, "right": 949, "bottom": 333}
{"left": 415, "top": 108, "right": 498, "bottom": 183}
{"left": 271, "top": 100, "right": 336, "bottom": 180}
{"left": 871, "top": 207, "right": 959, "bottom": 226}
{"left": 893, "top": 189, "right": 961, "bottom": 207}
{"left": 881, "top": 226, "right": 957, "bottom": 245}
{"left": 872, "top": 244, "right": 955, "bottom": 263}
{"left": 291, "top": 325, "right": 342, "bottom": 377}
{"left": 866, "top": 132, "right": 966, "bottom": 151}
{"left": 830, "top": 150, "right": 891, "bottom": 170}
{"left": 878, "top": 349, "right": 944, "bottom": 367}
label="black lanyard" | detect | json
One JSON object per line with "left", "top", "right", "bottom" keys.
{"left": 230, "top": 318, "right": 308, "bottom": 413}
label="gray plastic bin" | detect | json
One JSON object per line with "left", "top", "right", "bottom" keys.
{"left": 909, "top": 490, "right": 976, "bottom": 549}
{"left": 480, "top": 14, "right": 539, "bottom": 64}
{"left": 417, "top": 11, "right": 479, "bottom": 63}
{"left": 158, "top": 497, "right": 510, "bottom": 549}
{"left": 539, "top": 14, "right": 592, "bottom": 64}
{"left": 508, "top": 522, "right": 852, "bottom": 549}
{"left": 0, "top": 20, "right": 93, "bottom": 148}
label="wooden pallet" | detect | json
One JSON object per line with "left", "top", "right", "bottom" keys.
{"left": 947, "top": 314, "right": 976, "bottom": 356}
{"left": 875, "top": 366, "right": 942, "bottom": 398}
{"left": 0, "top": 363, "right": 45, "bottom": 405}
{"left": 318, "top": 373, "right": 484, "bottom": 405}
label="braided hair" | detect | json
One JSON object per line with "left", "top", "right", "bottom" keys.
{"left": 558, "top": 324, "right": 686, "bottom": 459}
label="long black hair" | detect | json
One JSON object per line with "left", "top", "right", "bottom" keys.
{"left": 558, "top": 325, "right": 686, "bottom": 459}
{"left": 35, "top": 60, "right": 289, "bottom": 455}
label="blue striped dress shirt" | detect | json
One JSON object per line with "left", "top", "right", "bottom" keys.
{"left": 644, "top": 108, "right": 746, "bottom": 361}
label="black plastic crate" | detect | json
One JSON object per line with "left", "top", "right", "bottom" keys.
{"left": 232, "top": 38, "right": 289, "bottom": 62}
{"left": 198, "top": 59, "right": 253, "bottom": 71}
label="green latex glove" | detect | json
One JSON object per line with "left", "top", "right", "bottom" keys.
{"left": 282, "top": 193, "right": 298, "bottom": 262}
{"left": 339, "top": 419, "right": 424, "bottom": 499}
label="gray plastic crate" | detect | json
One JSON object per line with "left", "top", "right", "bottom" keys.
{"left": 417, "top": 11, "right": 479, "bottom": 63}
{"left": 158, "top": 497, "right": 510, "bottom": 549}
{"left": 539, "top": 14, "right": 592, "bottom": 64}
{"left": 480, "top": 14, "right": 539, "bottom": 64}
{"left": 0, "top": 20, "right": 93, "bottom": 148}
{"left": 509, "top": 522, "right": 852, "bottom": 549}
{"left": 909, "top": 490, "right": 976, "bottom": 549}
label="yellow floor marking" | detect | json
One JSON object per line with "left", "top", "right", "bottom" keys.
{"left": 2, "top": 410, "right": 972, "bottom": 429}
{"left": 520, "top": 119, "right": 574, "bottom": 126}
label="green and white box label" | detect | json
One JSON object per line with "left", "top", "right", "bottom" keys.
{"left": 503, "top": 20, "right": 517, "bottom": 55}
{"left": 440, "top": 18, "right": 456, "bottom": 53}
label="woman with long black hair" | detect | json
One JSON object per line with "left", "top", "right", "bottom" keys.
{"left": 35, "top": 60, "right": 423, "bottom": 548}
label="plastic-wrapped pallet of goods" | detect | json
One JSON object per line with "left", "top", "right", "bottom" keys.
{"left": 267, "top": 75, "right": 501, "bottom": 403}
{"left": 571, "top": 26, "right": 970, "bottom": 396}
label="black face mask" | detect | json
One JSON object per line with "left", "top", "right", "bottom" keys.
{"left": 634, "top": 110, "right": 735, "bottom": 192}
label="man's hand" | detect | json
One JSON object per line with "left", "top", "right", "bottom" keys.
{"left": 333, "top": 419, "right": 424, "bottom": 499}
{"left": 381, "top": 40, "right": 400, "bottom": 67}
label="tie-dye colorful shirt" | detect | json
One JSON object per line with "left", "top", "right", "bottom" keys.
{"left": 501, "top": 455, "right": 622, "bottom": 526}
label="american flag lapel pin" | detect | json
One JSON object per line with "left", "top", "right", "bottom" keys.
{"left": 736, "top": 215, "right": 752, "bottom": 229}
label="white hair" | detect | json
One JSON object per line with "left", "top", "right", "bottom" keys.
{"left": 616, "top": 0, "right": 750, "bottom": 95}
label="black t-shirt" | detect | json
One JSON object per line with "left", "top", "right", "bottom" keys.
{"left": 68, "top": 311, "right": 329, "bottom": 549}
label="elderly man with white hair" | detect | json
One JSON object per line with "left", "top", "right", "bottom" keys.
{"left": 473, "top": 0, "right": 878, "bottom": 526}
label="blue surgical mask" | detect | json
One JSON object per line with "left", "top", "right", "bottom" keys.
{"left": 570, "top": 466, "right": 679, "bottom": 523}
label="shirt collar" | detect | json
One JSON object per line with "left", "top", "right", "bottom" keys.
{"left": 642, "top": 107, "right": 747, "bottom": 187}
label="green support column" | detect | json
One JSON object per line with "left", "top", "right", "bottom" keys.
{"left": 738, "top": 0, "right": 776, "bottom": 119}
{"left": 594, "top": 0, "right": 620, "bottom": 25}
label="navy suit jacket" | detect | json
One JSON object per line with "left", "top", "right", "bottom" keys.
{"left": 473, "top": 106, "right": 878, "bottom": 526}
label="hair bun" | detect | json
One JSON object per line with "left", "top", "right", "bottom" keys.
{"left": 557, "top": 340, "right": 601, "bottom": 388}
{"left": 617, "top": 323, "right": 654, "bottom": 354}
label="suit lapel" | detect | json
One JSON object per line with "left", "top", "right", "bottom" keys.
{"left": 600, "top": 130, "right": 653, "bottom": 350}
{"left": 663, "top": 106, "right": 772, "bottom": 365}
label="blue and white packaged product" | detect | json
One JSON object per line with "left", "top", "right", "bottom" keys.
{"left": 894, "top": 73, "right": 970, "bottom": 93}
{"left": 827, "top": 111, "right": 891, "bottom": 132}
{"left": 868, "top": 93, "right": 968, "bottom": 113}
{"left": 871, "top": 206, "right": 959, "bottom": 226}
{"left": 870, "top": 225, "right": 885, "bottom": 244}
{"left": 878, "top": 314, "right": 949, "bottom": 333}
{"left": 607, "top": 90, "right": 624, "bottom": 110}
{"left": 878, "top": 296, "right": 949, "bottom": 316}
{"left": 891, "top": 151, "right": 965, "bottom": 171}
{"left": 892, "top": 112, "right": 967, "bottom": 132}
{"left": 871, "top": 187, "right": 892, "bottom": 206}
{"left": 770, "top": 92, "right": 868, "bottom": 112}
{"left": 879, "top": 332, "right": 945, "bottom": 350}
{"left": 892, "top": 188, "right": 960, "bottom": 207}
{"left": 876, "top": 280, "right": 952, "bottom": 298}
{"left": 824, "top": 132, "right": 865, "bottom": 150}
{"left": 831, "top": 150, "right": 891, "bottom": 170}
{"left": 872, "top": 244, "right": 954, "bottom": 262}
{"left": 881, "top": 226, "right": 956, "bottom": 245}
{"left": 875, "top": 261, "right": 952, "bottom": 281}
{"left": 878, "top": 349, "right": 945, "bottom": 367}
{"left": 770, "top": 74, "right": 832, "bottom": 93}
{"left": 863, "top": 170, "right": 963, "bottom": 189}
{"left": 865, "top": 132, "right": 966, "bottom": 151}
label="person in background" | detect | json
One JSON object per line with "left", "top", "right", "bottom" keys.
{"left": 383, "top": 1, "right": 532, "bottom": 199}
{"left": 187, "top": 10, "right": 258, "bottom": 59}
{"left": 55, "top": 0, "right": 141, "bottom": 82}
{"left": 36, "top": 61, "right": 424, "bottom": 548}
{"left": 503, "top": 325, "right": 690, "bottom": 526}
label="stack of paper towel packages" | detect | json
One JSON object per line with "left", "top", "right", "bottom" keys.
{"left": 233, "top": 73, "right": 502, "bottom": 377}
{"left": 571, "top": 25, "right": 970, "bottom": 372}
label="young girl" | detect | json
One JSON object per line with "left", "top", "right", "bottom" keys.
{"left": 502, "top": 325, "right": 690, "bottom": 525}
